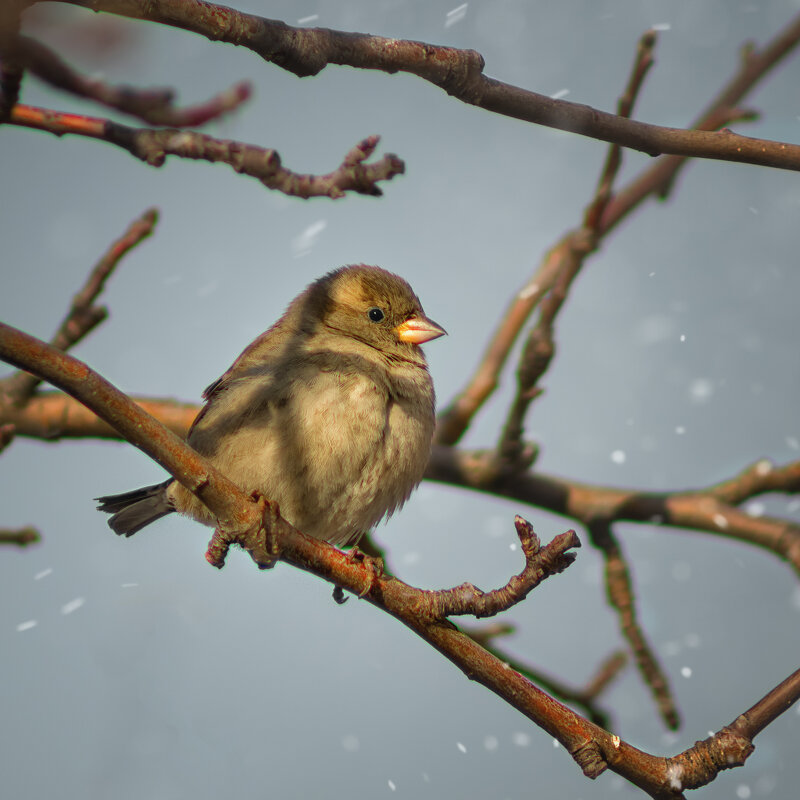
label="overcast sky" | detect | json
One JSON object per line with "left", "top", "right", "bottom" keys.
{"left": 2, "top": 2, "right": 800, "bottom": 799}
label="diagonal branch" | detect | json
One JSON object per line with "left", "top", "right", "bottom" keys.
{"left": 55, "top": 0, "right": 800, "bottom": 172}
{"left": 588, "top": 520, "right": 679, "bottom": 730}
{"left": 8, "top": 105, "right": 404, "bottom": 198}
{"left": 462, "top": 622, "right": 627, "bottom": 730}
{"left": 0, "top": 34, "right": 252, "bottom": 126}
{"left": 435, "top": 17, "right": 789, "bottom": 447}
{"left": 3, "top": 323, "right": 800, "bottom": 796}
{"left": 3, "top": 208, "right": 158, "bottom": 405}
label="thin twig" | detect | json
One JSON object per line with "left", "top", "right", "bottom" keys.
{"left": 413, "top": 518, "right": 579, "bottom": 619}
{"left": 8, "top": 105, "right": 404, "bottom": 198}
{"left": 3, "top": 208, "right": 158, "bottom": 404}
{"left": 462, "top": 621, "right": 627, "bottom": 729}
{"left": 435, "top": 16, "right": 798, "bottom": 446}
{"left": 588, "top": 521, "right": 679, "bottom": 730}
{"left": 2, "top": 35, "right": 252, "bottom": 126}
{"left": 585, "top": 30, "right": 657, "bottom": 231}
{"left": 495, "top": 229, "right": 593, "bottom": 467}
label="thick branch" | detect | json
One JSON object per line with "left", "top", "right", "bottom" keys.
{"left": 3, "top": 324, "right": 800, "bottom": 796}
{"left": 461, "top": 622, "right": 627, "bottom": 730}
{"left": 425, "top": 447, "right": 800, "bottom": 573}
{"left": 8, "top": 105, "right": 404, "bottom": 198}
{"left": 55, "top": 0, "right": 800, "bottom": 171}
{"left": 4, "top": 394, "right": 800, "bottom": 572}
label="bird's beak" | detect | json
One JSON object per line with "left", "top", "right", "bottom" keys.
{"left": 395, "top": 315, "right": 447, "bottom": 345}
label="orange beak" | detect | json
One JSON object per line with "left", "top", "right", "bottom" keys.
{"left": 395, "top": 315, "right": 447, "bottom": 345}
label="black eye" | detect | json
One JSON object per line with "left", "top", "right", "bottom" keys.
{"left": 367, "top": 307, "right": 385, "bottom": 323}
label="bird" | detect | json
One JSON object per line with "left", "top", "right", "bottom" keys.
{"left": 97, "top": 264, "right": 445, "bottom": 547}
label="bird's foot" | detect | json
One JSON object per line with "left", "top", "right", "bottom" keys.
{"left": 346, "top": 546, "right": 385, "bottom": 598}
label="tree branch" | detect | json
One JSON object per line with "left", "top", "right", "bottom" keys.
{"left": 8, "top": 105, "right": 404, "bottom": 198}
{"left": 425, "top": 447, "right": 800, "bottom": 573}
{"left": 2, "top": 319, "right": 799, "bottom": 796}
{"left": 461, "top": 622, "right": 627, "bottom": 730}
{"left": 3, "top": 393, "right": 799, "bottom": 574}
{"left": 0, "top": 34, "right": 252, "bottom": 125}
{"left": 3, "top": 207, "right": 158, "bottom": 404}
{"left": 588, "top": 521, "right": 679, "bottom": 730}
{"left": 435, "top": 16, "right": 793, "bottom": 446}
{"left": 55, "top": 0, "right": 800, "bottom": 172}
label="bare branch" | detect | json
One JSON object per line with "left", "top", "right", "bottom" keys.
{"left": 585, "top": 30, "right": 657, "bottom": 231}
{"left": 588, "top": 521, "right": 679, "bottom": 730}
{"left": 412, "top": 518, "right": 579, "bottom": 619}
{"left": 7, "top": 105, "right": 404, "bottom": 197}
{"left": 55, "top": 0, "right": 800, "bottom": 171}
{"left": 435, "top": 18, "right": 799, "bottom": 446}
{"left": 4, "top": 391, "right": 800, "bottom": 573}
{"left": 2, "top": 208, "right": 158, "bottom": 404}
{"left": 426, "top": 447, "right": 800, "bottom": 573}
{"left": 1, "top": 34, "right": 252, "bottom": 125}
{"left": 0, "top": 390, "right": 196, "bottom": 439}
{"left": 462, "top": 621, "right": 627, "bottom": 730}
{"left": 495, "top": 229, "right": 593, "bottom": 467}
{"left": 434, "top": 237, "right": 568, "bottom": 446}
{"left": 4, "top": 322, "right": 800, "bottom": 796}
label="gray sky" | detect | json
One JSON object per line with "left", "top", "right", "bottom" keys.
{"left": 2, "top": 2, "right": 800, "bottom": 799}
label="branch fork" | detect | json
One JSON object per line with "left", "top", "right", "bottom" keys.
{"left": 415, "top": 517, "right": 580, "bottom": 620}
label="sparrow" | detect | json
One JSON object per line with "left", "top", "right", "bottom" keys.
{"left": 97, "top": 264, "right": 445, "bottom": 547}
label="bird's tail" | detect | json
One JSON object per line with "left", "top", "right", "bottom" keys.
{"left": 96, "top": 481, "right": 174, "bottom": 536}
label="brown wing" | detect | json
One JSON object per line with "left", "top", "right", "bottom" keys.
{"left": 187, "top": 305, "right": 304, "bottom": 438}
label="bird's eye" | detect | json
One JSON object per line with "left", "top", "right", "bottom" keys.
{"left": 367, "top": 307, "right": 385, "bottom": 323}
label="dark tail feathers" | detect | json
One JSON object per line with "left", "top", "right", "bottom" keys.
{"left": 96, "top": 480, "right": 174, "bottom": 536}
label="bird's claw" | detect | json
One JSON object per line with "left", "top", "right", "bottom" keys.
{"left": 346, "top": 546, "right": 385, "bottom": 597}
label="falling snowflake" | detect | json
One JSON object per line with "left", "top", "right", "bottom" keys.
{"left": 61, "top": 597, "right": 85, "bottom": 615}
{"left": 445, "top": 4, "right": 468, "bottom": 28}
{"left": 610, "top": 449, "right": 626, "bottom": 464}
{"left": 292, "top": 219, "right": 327, "bottom": 258}
{"left": 688, "top": 378, "right": 714, "bottom": 403}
